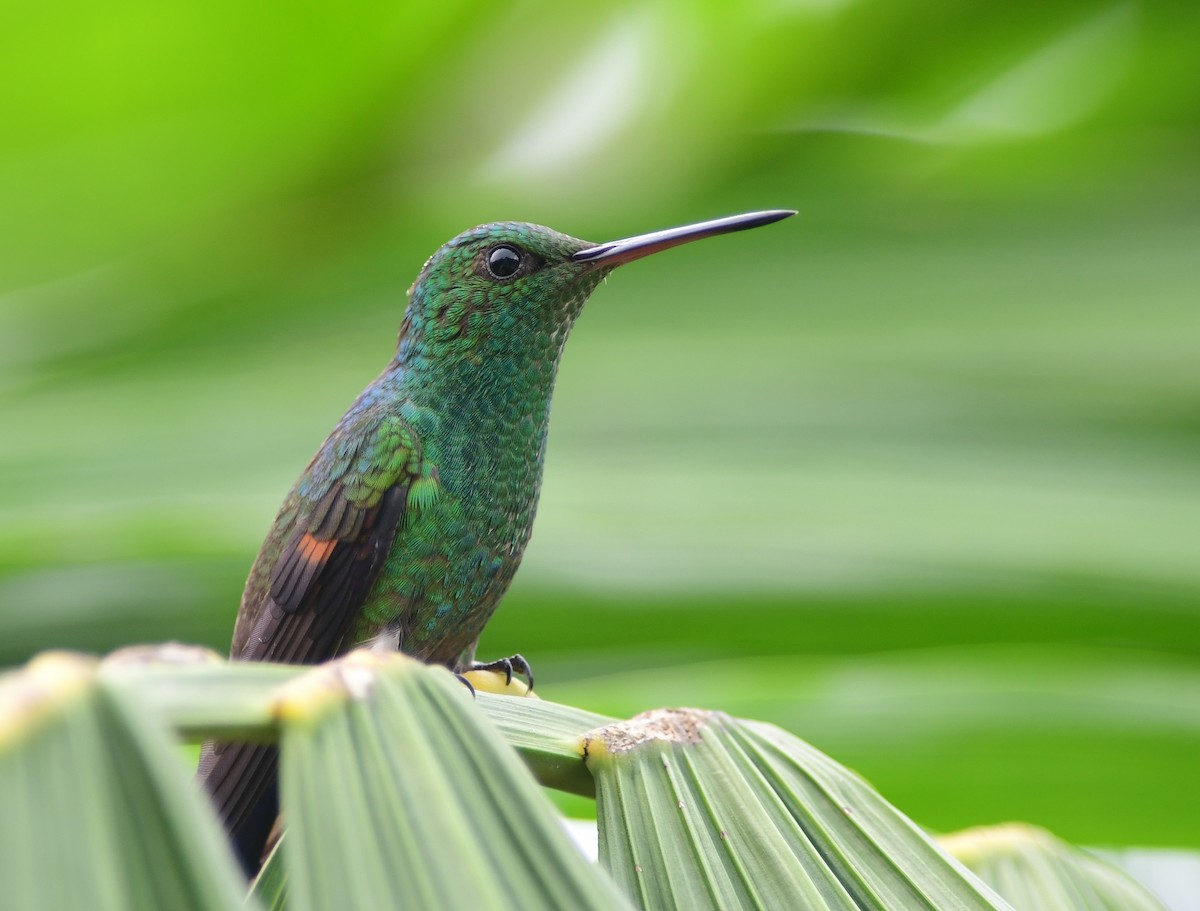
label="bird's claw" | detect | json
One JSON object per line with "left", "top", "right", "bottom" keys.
{"left": 454, "top": 673, "right": 477, "bottom": 698}
{"left": 470, "top": 653, "right": 534, "bottom": 692}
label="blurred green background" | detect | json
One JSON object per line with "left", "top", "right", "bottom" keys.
{"left": 2, "top": 0, "right": 1198, "bottom": 848}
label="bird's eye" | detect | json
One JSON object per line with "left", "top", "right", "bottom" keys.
{"left": 486, "top": 245, "right": 522, "bottom": 279}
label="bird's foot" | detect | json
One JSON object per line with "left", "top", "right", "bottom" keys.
{"left": 453, "top": 673, "right": 477, "bottom": 698}
{"left": 472, "top": 654, "right": 534, "bottom": 690}
{"left": 463, "top": 654, "right": 535, "bottom": 697}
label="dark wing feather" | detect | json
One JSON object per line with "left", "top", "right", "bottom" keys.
{"left": 233, "top": 482, "right": 407, "bottom": 665}
{"left": 198, "top": 410, "right": 419, "bottom": 873}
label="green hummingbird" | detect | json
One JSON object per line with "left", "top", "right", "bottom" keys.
{"left": 197, "top": 209, "right": 795, "bottom": 873}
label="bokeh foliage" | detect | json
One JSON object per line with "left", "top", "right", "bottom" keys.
{"left": 2, "top": 0, "right": 1198, "bottom": 850}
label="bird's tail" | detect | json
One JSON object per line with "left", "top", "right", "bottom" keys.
{"left": 197, "top": 739, "right": 280, "bottom": 878}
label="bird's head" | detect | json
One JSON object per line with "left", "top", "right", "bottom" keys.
{"left": 397, "top": 211, "right": 795, "bottom": 370}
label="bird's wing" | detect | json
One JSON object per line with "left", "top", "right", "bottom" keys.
{"left": 199, "top": 410, "right": 425, "bottom": 870}
{"left": 231, "top": 410, "right": 422, "bottom": 664}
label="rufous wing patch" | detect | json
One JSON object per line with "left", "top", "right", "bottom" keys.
{"left": 298, "top": 533, "right": 336, "bottom": 565}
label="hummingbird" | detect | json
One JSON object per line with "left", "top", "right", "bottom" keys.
{"left": 197, "top": 209, "right": 795, "bottom": 874}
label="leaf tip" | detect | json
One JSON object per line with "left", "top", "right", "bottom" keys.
{"left": 271, "top": 649, "right": 409, "bottom": 723}
{"left": 100, "top": 642, "right": 223, "bottom": 669}
{"left": 0, "top": 651, "right": 97, "bottom": 748}
{"left": 583, "top": 707, "right": 716, "bottom": 762}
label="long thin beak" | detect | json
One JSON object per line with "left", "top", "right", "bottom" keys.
{"left": 571, "top": 210, "right": 796, "bottom": 266}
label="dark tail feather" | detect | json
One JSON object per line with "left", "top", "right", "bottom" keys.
{"left": 197, "top": 739, "right": 280, "bottom": 877}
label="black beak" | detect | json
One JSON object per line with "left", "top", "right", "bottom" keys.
{"left": 571, "top": 210, "right": 796, "bottom": 266}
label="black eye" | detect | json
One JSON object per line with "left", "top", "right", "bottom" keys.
{"left": 486, "top": 245, "right": 522, "bottom": 279}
